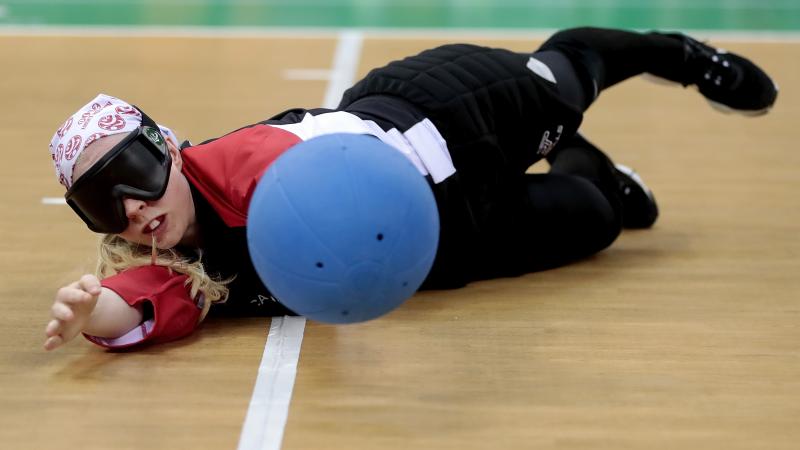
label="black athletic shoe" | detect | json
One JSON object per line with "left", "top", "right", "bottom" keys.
{"left": 614, "top": 164, "right": 659, "bottom": 229}
{"left": 660, "top": 33, "right": 778, "bottom": 116}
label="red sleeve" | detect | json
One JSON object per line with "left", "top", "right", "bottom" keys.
{"left": 82, "top": 265, "right": 203, "bottom": 349}
{"left": 180, "top": 124, "right": 302, "bottom": 227}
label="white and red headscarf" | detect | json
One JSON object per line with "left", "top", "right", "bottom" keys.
{"left": 49, "top": 93, "right": 179, "bottom": 189}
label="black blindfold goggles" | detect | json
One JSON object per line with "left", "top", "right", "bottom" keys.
{"left": 65, "top": 109, "right": 172, "bottom": 234}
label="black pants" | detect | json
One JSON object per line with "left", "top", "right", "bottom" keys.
{"left": 520, "top": 28, "right": 685, "bottom": 267}
{"left": 427, "top": 27, "right": 687, "bottom": 286}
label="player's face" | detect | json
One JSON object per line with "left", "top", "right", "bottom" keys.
{"left": 73, "top": 137, "right": 198, "bottom": 249}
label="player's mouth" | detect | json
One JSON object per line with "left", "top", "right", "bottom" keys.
{"left": 143, "top": 214, "right": 167, "bottom": 238}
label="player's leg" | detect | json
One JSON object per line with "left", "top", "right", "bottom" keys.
{"left": 548, "top": 134, "right": 658, "bottom": 229}
{"left": 531, "top": 27, "right": 778, "bottom": 115}
{"left": 466, "top": 132, "right": 659, "bottom": 277}
{"left": 513, "top": 172, "right": 622, "bottom": 272}
{"left": 507, "top": 132, "right": 659, "bottom": 273}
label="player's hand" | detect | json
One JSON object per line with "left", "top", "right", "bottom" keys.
{"left": 44, "top": 275, "right": 102, "bottom": 351}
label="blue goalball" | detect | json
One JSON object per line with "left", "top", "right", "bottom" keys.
{"left": 246, "top": 133, "right": 440, "bottom": 324}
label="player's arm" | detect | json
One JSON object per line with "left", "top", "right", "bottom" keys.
{"left": 44, "top": 274, "right": 144, "bottom": 351}
{"left": 45, "top": 266, "right": 204, "bottom": 351}
{"left": 85, "top": 287, "right": 144, "bottom": 337}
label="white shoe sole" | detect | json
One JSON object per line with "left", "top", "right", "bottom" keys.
{"left": 640, "top": 73, "right": 777, "bottom": 117}
{"left": 614, "top": 163, "right": 655, "bottom": 203}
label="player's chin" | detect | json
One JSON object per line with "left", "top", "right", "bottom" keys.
{"left": 158, "top": 234, "right": 180, "bottom": 250}
{"left": 157, "top": 224, "right": 184, "bottom": 250}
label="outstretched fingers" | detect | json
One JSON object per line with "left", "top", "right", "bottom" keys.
{"left": 50, "top": 302, "right": 75, "bottom": 322}
{"left": 56, "top": 286, "right": 93, "bottom": 307}
{"left": 45, "top": 319, "right": 61, "bottom": 337}
{"left": 44, "top": 274, "right": 105, "bottom": 352}
{"left": 43, "top": 334, "right": 65, "bottom": 352}
{"left": 78, "top": 274, "right": 102, "bottom": 296}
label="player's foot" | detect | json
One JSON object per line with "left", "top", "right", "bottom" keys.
{"left": 657, "top": 33, "right": 778, "bottom": 116}
{"left": 614, "top": 164, "right": 658, "bottom": 229}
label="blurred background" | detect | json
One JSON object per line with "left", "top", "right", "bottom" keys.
{"left": 1, "top": 0, "right": 798, "bottom": 31}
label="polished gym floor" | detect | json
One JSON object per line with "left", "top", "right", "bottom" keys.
{"left": 1, "top": 2, "right": 799, "bottom": 449}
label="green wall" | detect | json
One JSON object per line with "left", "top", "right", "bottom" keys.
{"left": 1, "top": 0, "right": 797, "bottom": 30}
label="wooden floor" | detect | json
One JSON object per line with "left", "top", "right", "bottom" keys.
{"left": 1, "top": 33, "right": 799, "bottom": 449}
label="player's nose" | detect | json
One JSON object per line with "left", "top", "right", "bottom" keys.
{"left": 123, "top": 198, "right": 147, "bottom": 221}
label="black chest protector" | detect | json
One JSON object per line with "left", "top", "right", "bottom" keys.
{"left": 340, "top": 44, "right": 583, "bottom": 176}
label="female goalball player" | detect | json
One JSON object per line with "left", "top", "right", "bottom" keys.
{"left": 44, "top": 27, "right": 777, "bottom": 351}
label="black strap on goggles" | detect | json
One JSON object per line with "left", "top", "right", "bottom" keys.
{"left": 64, "top": 108, "right": 172, "bottom": 234}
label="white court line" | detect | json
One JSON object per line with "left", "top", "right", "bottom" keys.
{"left": 237, "top": 29, "right": 363, "bottom": 450}
{"left": 323, "top": 30, "right": 363, "bottom": 109}
{"left": 237, "top": 316, "right": 307, "bottom": 450}
{"left": 41, "top": 197, "right": 66, "bottom": 205}
{"left": 283, "top": 68, "right": 332, "bottom": 81}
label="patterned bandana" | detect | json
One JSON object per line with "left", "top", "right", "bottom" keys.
{"left": 49, "top": 93, "right": 179, "bottom": 188}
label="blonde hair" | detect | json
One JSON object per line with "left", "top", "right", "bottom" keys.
{"left": 96, "top": 234, "right": 231, "bottom": 307}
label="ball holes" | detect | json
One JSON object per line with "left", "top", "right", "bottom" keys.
{"left": 376, "top": 233, "right": 384, "bottom": 241}
{"left": 315, "top": 261, "right": 324, "bottom": 269}
{"left": 402, "top": 281, "right": 408, "bottom": 287}
{"left": 341, "top": 310, "right": 349, "bottom": 316}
